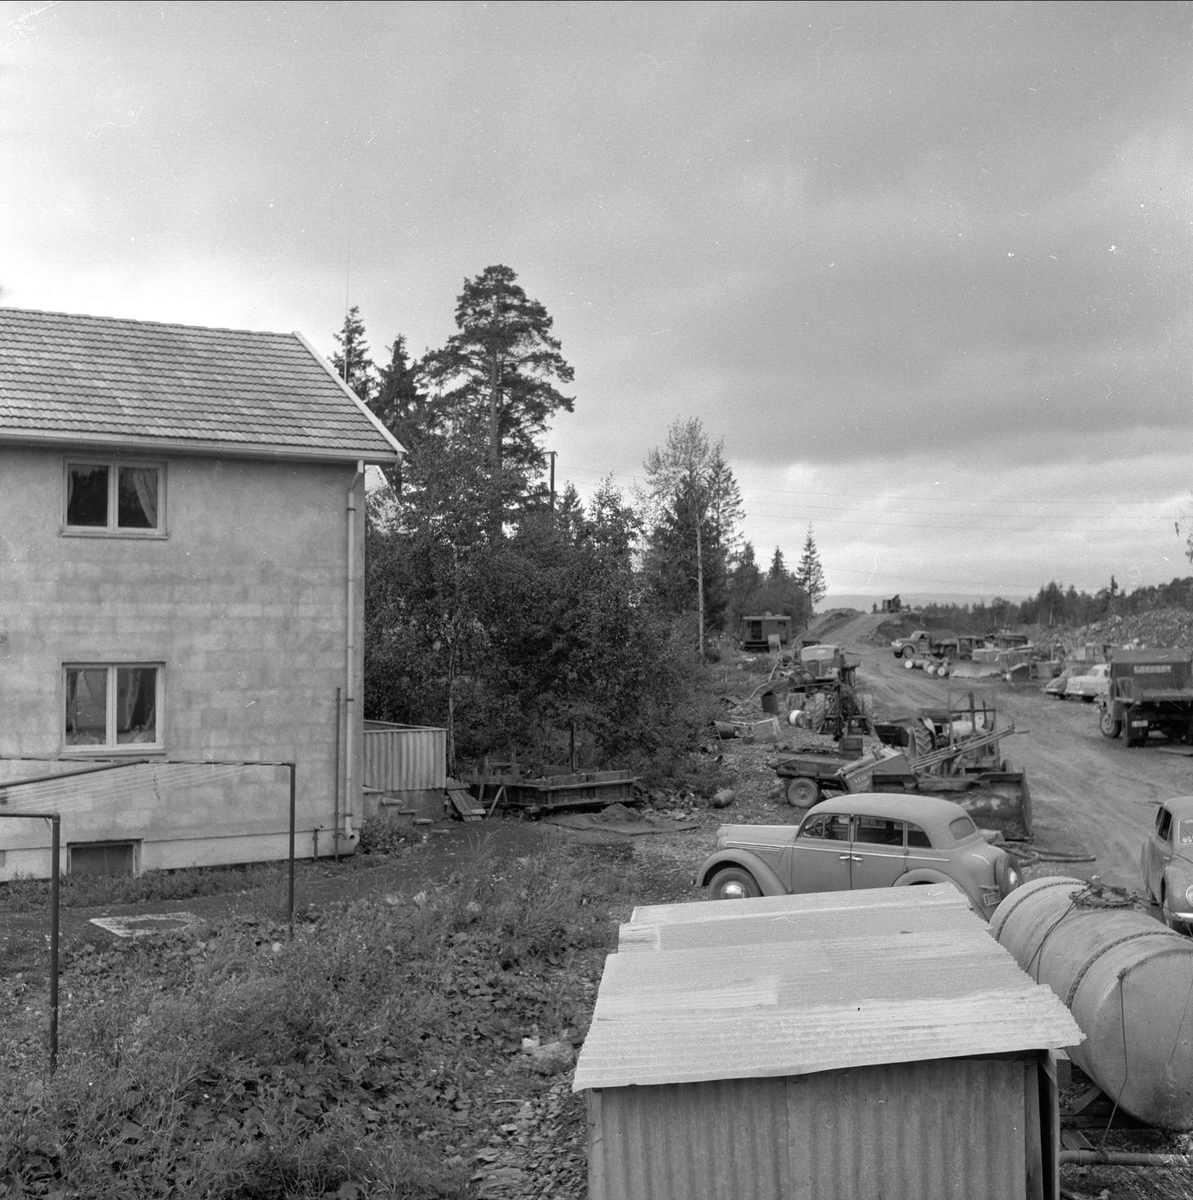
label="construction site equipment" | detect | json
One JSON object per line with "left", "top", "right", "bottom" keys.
{"left": 772, "top": 746, "right": 880, "bottom": 808}
{"left": 782, "top": 690, "right": 1036, "bottom": 840}
{"left": 1098, "top": 649, "right": 1193, "bottom": 746}
{"left": 795, "top": 642, "right": 860, "bottom": 686}
{"left": 992, "top": 876, "right": 1193, "bottom": 1130}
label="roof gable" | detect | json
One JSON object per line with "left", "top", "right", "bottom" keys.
{"left": 0, "top": 307, "right": 402, "bottom": 463}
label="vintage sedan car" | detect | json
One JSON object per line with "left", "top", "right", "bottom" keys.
{"left": 1140, "top": 795, "right": 1193, "bottom": 932}
{"left": 696, "top": 792, "right": 1021, "bottom": 919}
{"left": 1064, "top": 662, "right": 1110, "bottom": 702}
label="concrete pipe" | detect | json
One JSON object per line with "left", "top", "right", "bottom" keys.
{"left": 991, "top": 876, "right": 1193, "bottom": 1129}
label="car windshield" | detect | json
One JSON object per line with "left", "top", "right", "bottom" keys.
{"left": 1177, "top": 818, "right": 1193, "bottom": 847}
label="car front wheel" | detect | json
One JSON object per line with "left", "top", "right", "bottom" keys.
{"left": 707, "top": 866, "right": 762, "bottom": 901}
{"left": 1099, "top": 707, "right": 1121, "bottom": 738}
{"left": 902, "top": 645, "right": 915, "bottom": 659}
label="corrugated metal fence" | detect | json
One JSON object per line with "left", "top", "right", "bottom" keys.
{"left": 362, "top": 721, "right": 446, "bottom": 793}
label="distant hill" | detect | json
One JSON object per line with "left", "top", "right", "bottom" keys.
{"left": 822, "top": 592, "right": 1031, "bottom": 612}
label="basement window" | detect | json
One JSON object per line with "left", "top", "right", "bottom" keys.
{"left": 64, "top": 461, "right": 164, "bottom": 535}
{"left": 64, "top": 664, "right": 162, "bottom": 751}
{"left": 70, "top": 841, "right": 138, "bottom": 878}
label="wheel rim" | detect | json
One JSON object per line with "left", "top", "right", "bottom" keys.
{"left": 717, "top": 879, "right": 750, "bottom": 900}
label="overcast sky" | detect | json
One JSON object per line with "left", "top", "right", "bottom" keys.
{"left": 3, "top": 1, "right": 1190, "bottom": 601}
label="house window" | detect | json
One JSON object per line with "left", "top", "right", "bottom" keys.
{"left": 65, "top": 462, "right": 163, "bottom": 533}
{"left": 64, "top": 665, "right": 162, "bottom": 750}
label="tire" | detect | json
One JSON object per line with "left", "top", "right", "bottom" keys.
{"left": 786, "top": 777, "right": 820, "bottom": 808}
{"left": 707, "top": 866, "right": 762, "bottom": 901}
{"left": 912, "top": 721, "right": 934, "bottom": 761}
{"left": 1099, "top": 707, "right": 1121, "bottom": 739}
{"left": 805, "top": 693, "right": 826, "bottom": 733}
{"left": 902, "top": 645, "right": 915, "bottom": 659}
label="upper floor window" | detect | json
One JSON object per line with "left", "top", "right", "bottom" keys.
{"left": 64, "top": 664, "right": 162, "bottom": 751}
{"left": 65, "top": 461, "right": 163, "bottom": 534}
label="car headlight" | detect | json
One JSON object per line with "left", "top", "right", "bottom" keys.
{"left": 995, "top": 855, "right": 1021, "bottom": 899}
{"left": 1184, "top": 884, "right": 1193, "bottom": 909}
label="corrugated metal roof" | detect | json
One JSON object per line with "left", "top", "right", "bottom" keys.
{"left": 0, "top": 307, "right": 402, "bottom": 462}
{"left": 573, "top": 887, "right": 1082, "bottom": 1092}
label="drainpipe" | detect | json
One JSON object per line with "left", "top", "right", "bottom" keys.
{"left": 344, "top": 460, "right": 364, "bottom": 849}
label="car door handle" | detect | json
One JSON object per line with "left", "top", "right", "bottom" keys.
{"left": 838, "top": 854, "right": 863, "bottom": 862}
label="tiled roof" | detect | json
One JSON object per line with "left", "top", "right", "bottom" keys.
{"left": 0, "top": 307, "right": 402, "bottom": 462}
{"left": 572, "top": 886, "right": 1083, "bottom": 1091}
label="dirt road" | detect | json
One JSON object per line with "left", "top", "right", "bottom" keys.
{"left": 820, "top": 610, "right": 1193, "bottom": 891}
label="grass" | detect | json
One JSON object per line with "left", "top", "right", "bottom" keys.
{"left": 0, "top": 838, "right": 657, "bottom": 1199}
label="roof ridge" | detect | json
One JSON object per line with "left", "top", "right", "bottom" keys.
{"left": 0, "top": 305, "right": 295, "bottom": 340}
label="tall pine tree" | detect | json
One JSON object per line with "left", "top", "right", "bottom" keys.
{"left": 331, "top": 306, "right": 376, "bottom": 404}
{"left": 421, "top": 265, "right": 573, "bottom": 529}
{"left": 795, "top": 525, "right": 827, "bottom": 626}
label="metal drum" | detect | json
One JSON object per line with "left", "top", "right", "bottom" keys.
{"left": 991, "top": 875, "right": 1193, "bottom": 1129}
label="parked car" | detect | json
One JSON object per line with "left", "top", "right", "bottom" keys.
{"left": 1065, "top": 662, "right": 1110, "bottom": 702}
{"left": 1141, "top": 795, "right": 1193, "bottom": 933}
{"left": 1042, "top": 668, "right": 1075, "bottom": 699}
{"left": 695, "top": 792, "right": 1021, "bottom": 919}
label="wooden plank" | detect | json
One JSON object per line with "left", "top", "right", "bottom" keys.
{"left": 447, "top": 788, "right": 485, "bottom": 821}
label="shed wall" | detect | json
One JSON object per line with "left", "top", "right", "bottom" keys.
{"left": 589, "top": 1056, "right": 1038, "bottom": 1200}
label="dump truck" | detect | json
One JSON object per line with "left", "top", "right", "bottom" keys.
{"left": 1098, "top": 649, "right": 1193, "bottom": 747}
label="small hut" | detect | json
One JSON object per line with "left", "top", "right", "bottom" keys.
{"left": 740, "top": 613, "right": 792, "bottom": 651}
{"left": 575, "top": 886, "right": 1081, "bottom": 1200}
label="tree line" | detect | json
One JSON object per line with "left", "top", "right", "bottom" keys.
{"left": 340, "top": 265, "right": 826, "bottom": 777}
{"left": 920, "top": 574, "right": 1193, "bottom": 633}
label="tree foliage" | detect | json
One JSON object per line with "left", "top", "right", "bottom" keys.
{"left": 641, "top": 418, "right": 743, "bottom": 655}
{"left": 795, "top": 525, "right": 826, "bottom": 619}
{"left": 421, "top": 265, "right": 574, "bottom": 527}
{"left": 332, "top": 305, "right": 376, "bottom": 404}
{"left": 357, "top": 281, "right": 717, "bottom": 780}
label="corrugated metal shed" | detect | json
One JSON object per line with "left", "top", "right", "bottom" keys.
{"left": 577, "top": 886, "right": 1082, "bottom": 1200}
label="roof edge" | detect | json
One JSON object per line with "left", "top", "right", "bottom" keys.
{"left": 0, "top": 430, "right": 401, "bottom": 465}
{"left": 292, "top": 331, "right": 406, "bottom": 459}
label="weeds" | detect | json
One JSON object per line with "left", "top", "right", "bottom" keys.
{"left": 0, "top": 841, "right": 650, "bottom": 1199}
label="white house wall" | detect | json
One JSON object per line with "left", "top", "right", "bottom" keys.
{"left": 0, "top": 448, "right": 365, "bottom": 880}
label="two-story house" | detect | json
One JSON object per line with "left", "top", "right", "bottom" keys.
{"left": 0, "top": 307, "right": 403, "bottom": 880}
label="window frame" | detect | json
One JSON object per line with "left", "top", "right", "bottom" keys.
{"left": 62, "top": 458, "right": 167, "bottom": 537}
{"left": 62, "top": 662, "right": 164, "bottom": 755}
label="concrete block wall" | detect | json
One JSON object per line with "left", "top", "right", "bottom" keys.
{"left": 0, "top": 447, "right": 366, "bottom": 879}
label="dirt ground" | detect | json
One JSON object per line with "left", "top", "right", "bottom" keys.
{"left": 822, "top": 608, "right": 1189, "bottom": 893}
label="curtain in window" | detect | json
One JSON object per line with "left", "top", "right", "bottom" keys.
{"left": 117, "top": 668, "right": 156, "bottom": 742}
{"left": 119, "top": 467, "right": 159, "bottom": 528}
{"left": 66, "top": 668, "right": 108, "bottom": 745}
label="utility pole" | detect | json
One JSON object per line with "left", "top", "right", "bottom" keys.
{"left": 548, "top": 451, "right": 556, "bottom": 511}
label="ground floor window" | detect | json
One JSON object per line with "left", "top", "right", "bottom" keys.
{"left": 64, "top": 664, "right": 162, "bottom": 749}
